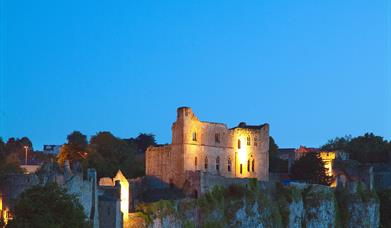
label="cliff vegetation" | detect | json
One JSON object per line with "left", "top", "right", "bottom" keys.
{"left": 131, "top": 180, "right": 380, "bottom": 228}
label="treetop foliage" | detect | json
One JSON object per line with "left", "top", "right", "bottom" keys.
{"left": 0, "top": 137, "right": 26, "bottom": 183}
{"left": 322, "top": 133, "right": 390, "bottom": 164}
{"left": 7, "top": 183, "right": 89, "bottom": 228}
{"left": 86, "top": 131, "right": 138, "bottom": 178}
{"left": 290, "top": 152, "right": 331, "bottom": 185}
{"left": 269, "top": 136, "right": 288, "bottom": 173}
{"left": 124, "top": 133, "right": 157, "bottom": 154}
{"left": 57, "top": 131, "right": 88, "bottom": 165}
{"left": 55, "top": 131, "right": 156, "bottom": 179}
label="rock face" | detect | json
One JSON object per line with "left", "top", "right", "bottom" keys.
{"left": 130, "top": 182, "right": 380, "bottom": 228}
{"left": 303, "top": 185, "right": 336, "bottom": 228}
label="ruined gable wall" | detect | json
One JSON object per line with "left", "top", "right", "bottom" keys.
{"left": 256, "top": 124, "right": 269, "bottom": 180}
{"left": 179, "top": 107, "right": 269, "bottom": 181}
{"left": 145, "top": 144, "right": 186, "bottom": 188}
{"left": 182, "top": 119, "right": 236, "bottom": 178}
{"left": 177, "top": 107, "right": 236, "bottom": 178}
{"left": 65, "top": 172, "right": 100, "bottom": 227}
{"left": 145, "top": 145, "right": 171, "bottom": 181}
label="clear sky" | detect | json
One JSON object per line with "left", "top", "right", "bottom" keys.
{"left": 1, "top": 0, "right": 390, "bottom": 150}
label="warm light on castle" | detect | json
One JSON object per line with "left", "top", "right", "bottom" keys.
{"left": 146, "top": 107, "right": 270, "bottom": 194}
{"left": 113, "top": 170, "right": 129, "bottom": 221}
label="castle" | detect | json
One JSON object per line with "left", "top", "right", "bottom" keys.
{"left": 146, "top": 107, "right": 270, "bottom": 190}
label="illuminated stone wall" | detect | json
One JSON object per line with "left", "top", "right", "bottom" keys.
{"left": 112, "top": 170, "right": 129, "bottom": 221}
{"left": 319, "top": 151, "right": 336, "bottom": 176}
{"left": 146, "top": 107, "right": 269, "bottom": 189}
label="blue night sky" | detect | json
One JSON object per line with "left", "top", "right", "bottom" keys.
{"left": 1, "top": 0, "right": 390, "bottom": 150}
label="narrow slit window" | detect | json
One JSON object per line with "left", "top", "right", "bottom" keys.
{"left": 228, "top": 158, "right": 232, "bottom": 172}
{"left": 215, "top": 133, "right": 220, "bottom": 143}
{"left": 240, "top": 164, "right": 243, "bottom": 174}
{"left": 192, "top": 132, "right": 197, "bottom": 141}
{"left": 195, "top": 156, "right": 198, "bottom": 168}
{"left": 238, "top": 139, "right": 241, "bottom": 149}
{"left": 216, "top": 156, "right": 220, "bottom": 171}
{"left": 252, "top": 159, "right": 255, "bottom": 172}
{"left": 204, "top": 156, "right": 208, "bottom": 170}
{"left": 247, "top": 160, "right": 250, "bottom": 172}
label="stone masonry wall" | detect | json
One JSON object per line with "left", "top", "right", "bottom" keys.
{"left": 146, "top": 107, "right": 269, "bottom": 191}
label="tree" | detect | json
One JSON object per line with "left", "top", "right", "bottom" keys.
{"left": 321, "top": 135, "right": 351, "bottom": 151}
{"left": 290, "top": 152, "right": 331, "bottom": 185}
{"left": 269, "top": 136, "right": 288, "bottom": 172}
{"left": 0, "top": 138, "right": 23, "bottom": 184}
{"left": 348, "top": 133, "right": 390, "bottom": 163}
{"left": 0, "top": 137, "right": 5, "bottom": 161}
{"left": 269, "top": 136, "right": 278, "bottom": 155}
{"left": 7, "top": 183, "right": 89, "bottom": 228}
{"left": 85, "top": 132, "right": 138, "bottom": 178}
{"left": 57, "top": 131, "right": 88, "bottom": 165}
{"left": 124, "top": 133, "right": 157, "bottom": 154}
{"left": 19, "top": 137, "right": 33, "bottom": 151}
{"left": 0, "top": 154, "right": 23, "bottom": 184}
{"left": 321, "top": 133, "right": 390, "bottom": 164}
{"left": 3, "top": 137, "right": 33, "bottom": 163}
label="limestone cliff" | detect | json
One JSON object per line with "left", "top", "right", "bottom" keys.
{"left": 128, "top": 181, "right": 379, "bottom": 228}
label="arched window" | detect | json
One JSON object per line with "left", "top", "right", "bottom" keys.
{"left": 228, "top": 157, "right": 232, "bottom": 172}
{"left": 195, "top": 156, "right": 198, "bottom": 168}
{"left": 252, "top": 159, "right": 255, "bottom": 172}
{"left": 192, "top": 132, "right": 197, "bottom": 141}
{"left": 215, "top": 133, "right": 220, "bottom": 143}
{"left": 204, "top": 156, "right": 208, "bottom": 170}
{"left": 247, "top": 160, "right": 250, "bottom": 172}
{"left": 238, "top": 139, "right": 241, "bottom": 149}
{"left": 216, "top": 156, "right": 220, "bottom": 171}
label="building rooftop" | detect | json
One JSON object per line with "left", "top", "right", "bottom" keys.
{"left": 230, "top": 122, "right": 267, "bottom": 130}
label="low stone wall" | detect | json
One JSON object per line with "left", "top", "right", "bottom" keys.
{"left": 0, "top": 174, "right": 40, "bottom": 211}
{"left": 0, "top": 168, "right": 99, "bottom": 228}
{"left": 199, "top": 171, "right": 252, "bottom": 193}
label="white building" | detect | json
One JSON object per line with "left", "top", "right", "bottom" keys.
{"left": 43, "top": 145, "right": 62, "bottom": 155}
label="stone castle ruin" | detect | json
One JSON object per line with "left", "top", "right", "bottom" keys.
{"left": 146, "top": 107, "right": 270, "bottom": 193}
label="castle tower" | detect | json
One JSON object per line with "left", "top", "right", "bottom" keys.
{"left": 146, "top": 107, "right": 270, "bottom": 189}
{"left": 172, "top": 107, "right": 197, "bottom": 145}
